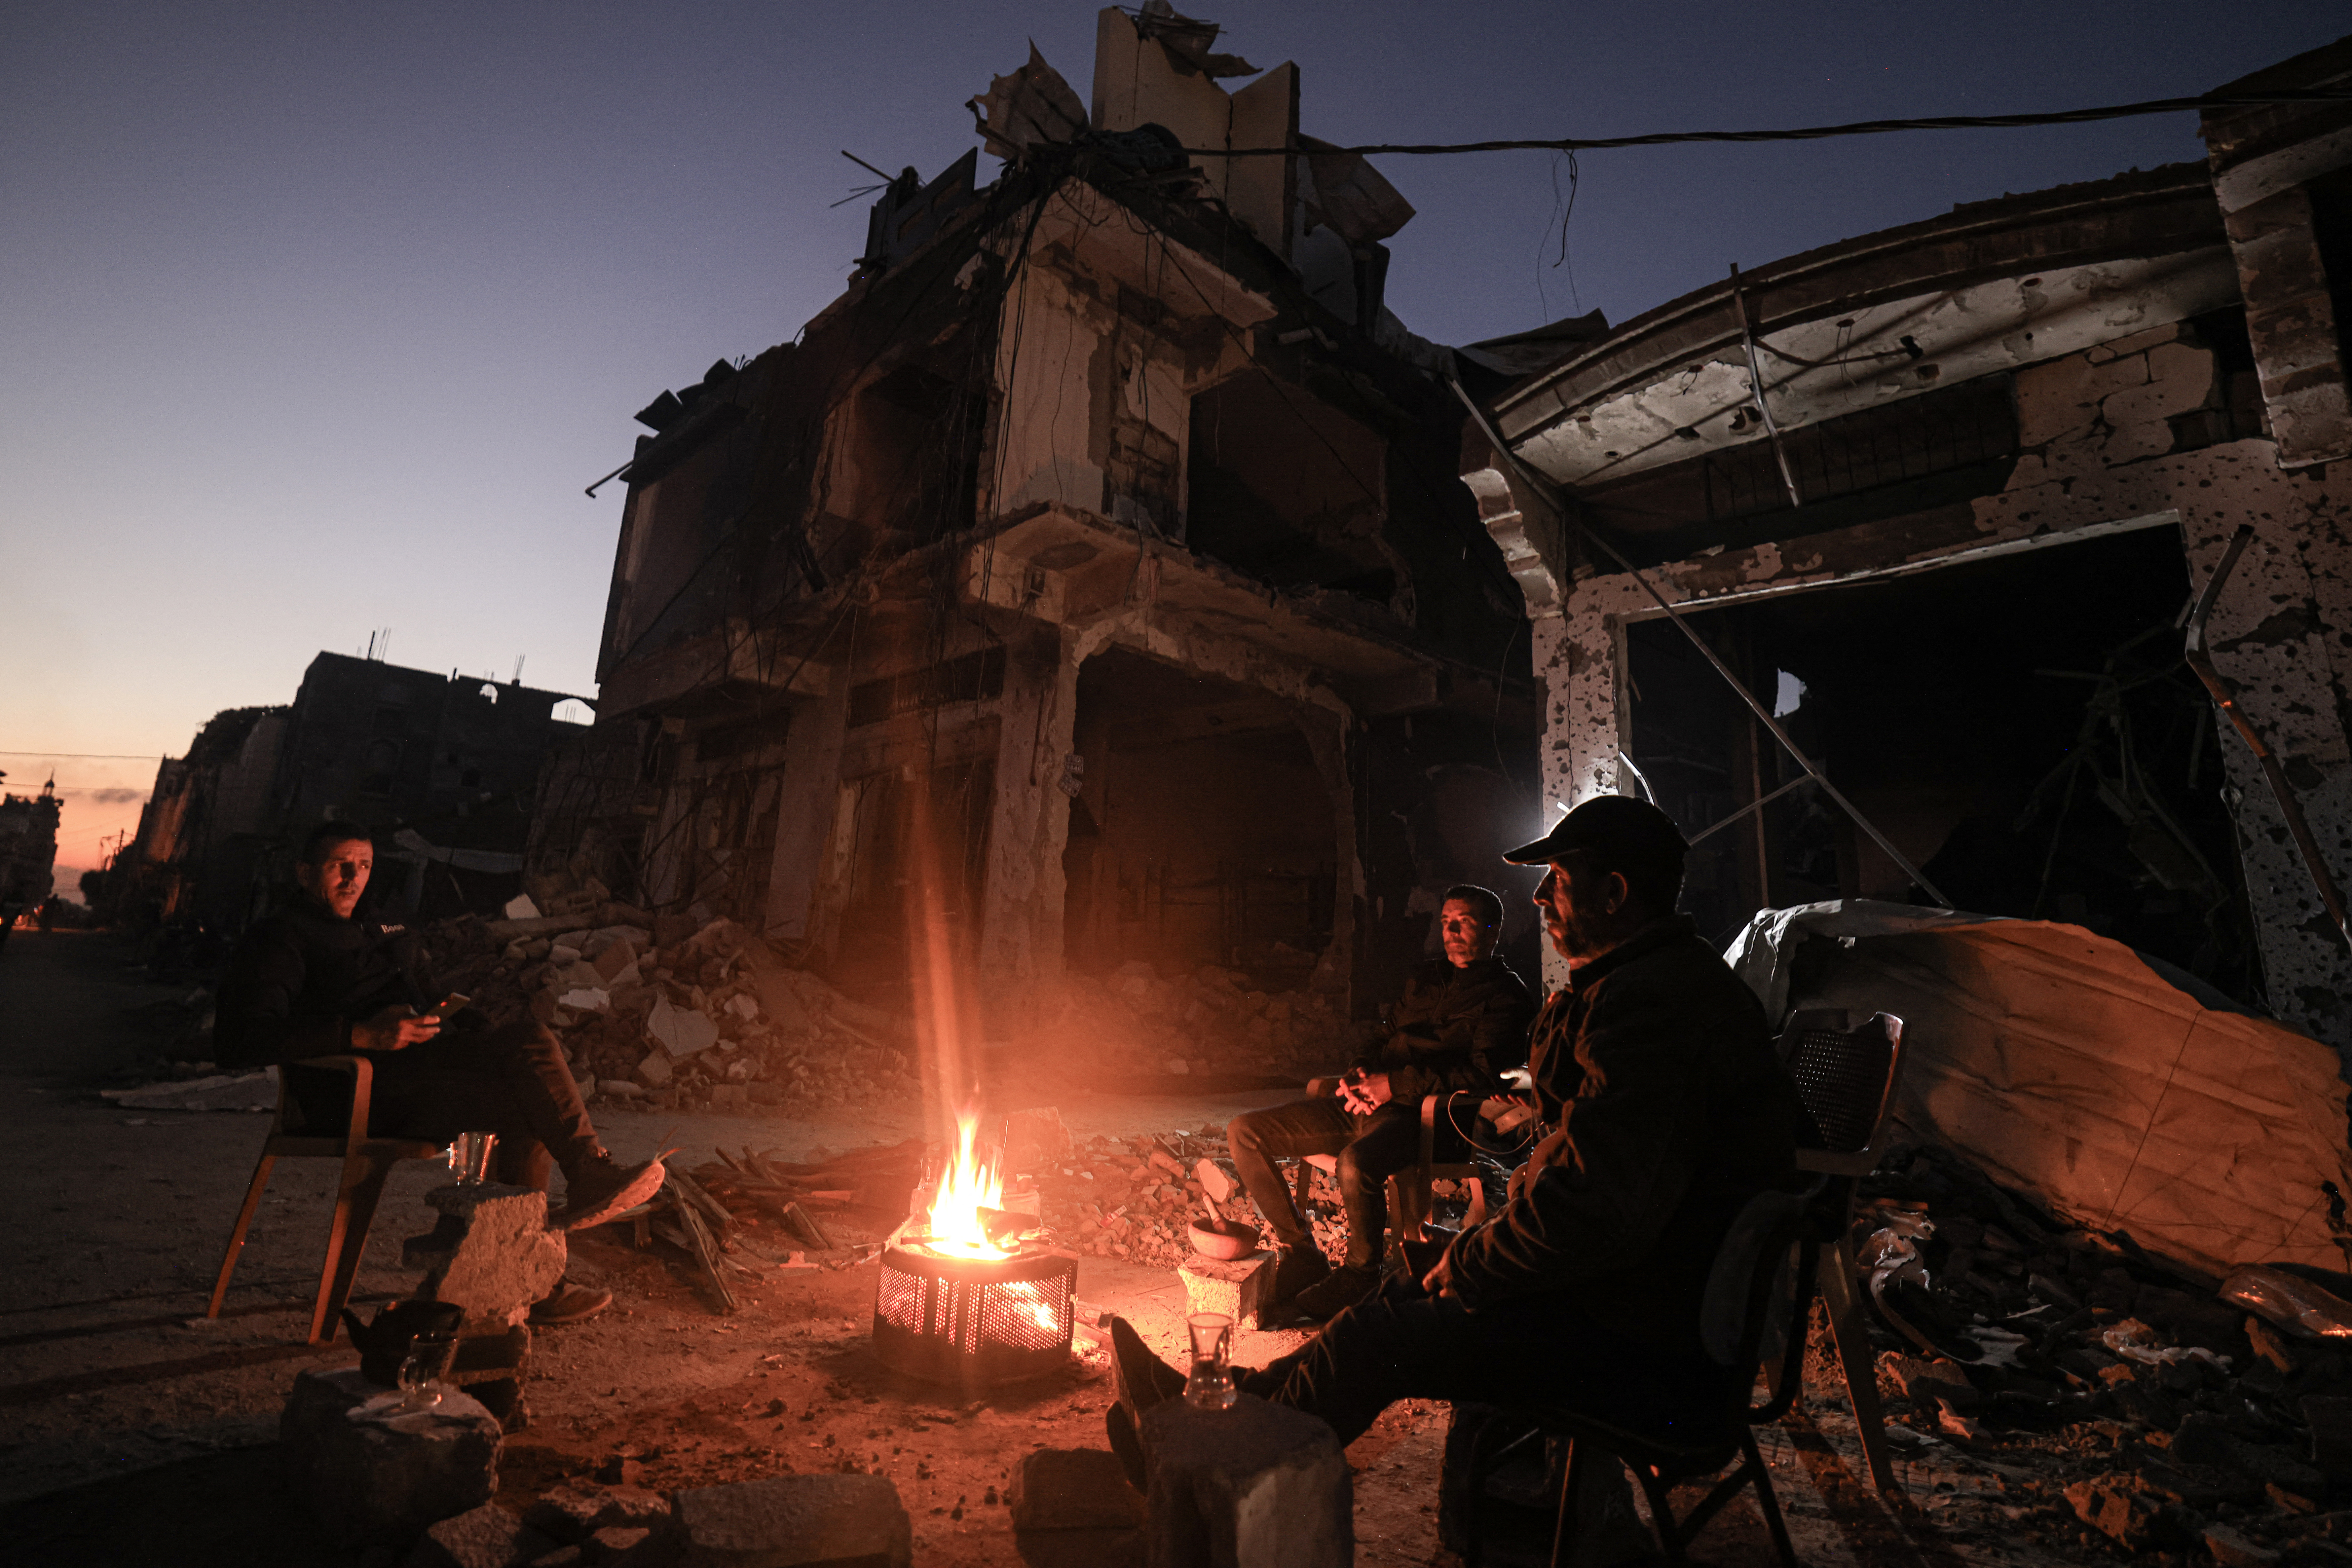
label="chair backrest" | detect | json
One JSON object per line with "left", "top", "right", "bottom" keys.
{"left": 1699, "top": 1187, "right": 1819, "bottom": 1426}
{"left": 1779, "top": 1010, "right": 1905, "bottom": 1176}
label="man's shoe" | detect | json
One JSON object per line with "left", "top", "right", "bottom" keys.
{"left": 1105, "top": 1401, "right": 1148, "bottom": 1491}
{"left": 528, "top": 1283, "right": 613, "bottom": 1326}
{"left": 553, "top": 1156, "right": 665, "bottom": 1230}
{"left": 1271, "top": 1244, "right": 1331, "bottom": 1306}
{"left": 1288, "top": 1262, "right": 1381, "bottom": 1323}
{"left": 1108, "top": 1317, "right": 1186, "bottom": 1425}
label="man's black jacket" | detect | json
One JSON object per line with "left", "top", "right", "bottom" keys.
{"left": 213, "top": 893, "right": 430, "bottom": 1068}
{"left": 1355, "top": 956, "right": 1535, "bottom": 1104}
{"left": 1441, "top": 916, "right": 1799, "bottom": 1360}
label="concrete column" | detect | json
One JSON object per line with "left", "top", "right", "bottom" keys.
{"left": 762, "top": 667, "right": 852, "bottom": 945}
{"left": 978, "top": 627, "right": 1083, "bottom": 1008}
{"left": 1295, "top": 710, "right": 1359, "bottom": 1009}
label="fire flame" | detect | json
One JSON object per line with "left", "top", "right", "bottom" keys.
{"left": 1000, "top": 1279, "right": 1061, "bottom": 1334}
{"left": 924, "top": 1112, "right": 1008, "bottom": 1259}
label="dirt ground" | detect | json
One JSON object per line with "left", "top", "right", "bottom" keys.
{"left": 0, "top": 930, "right": 2027, "bottom": 1566}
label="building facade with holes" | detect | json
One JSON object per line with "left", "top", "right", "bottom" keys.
{"left": 533, "top": 9, "right": 1545, "bottom": 1021}
{"left": 1462, "top": 40, "right": 2352, "bottom": 1051}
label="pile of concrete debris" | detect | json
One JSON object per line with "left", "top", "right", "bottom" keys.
{"left": 1840, "top": 1140, "right": 2352, "bottom": 1564}
{"left": 1029, "top": 958, "right": 1357, "bottom": 1083}
{"left": 419, "top": 901, "right": 918, "bottom": 1117}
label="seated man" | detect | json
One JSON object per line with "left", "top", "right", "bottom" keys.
{"left": 1110, "top": 797, "right": 1801, "bottom": 1471}
{"left": 213, "top": 822, "right": 666, "bottom": 1325}
{"left": 1226, "top": 883, "right": 1536, "bottom": 1322}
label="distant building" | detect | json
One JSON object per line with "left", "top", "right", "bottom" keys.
{"left": 0, "top": 777, "right": 61, "bottom": 926}
{"left": 116, "top": 652, "right": 592, "bottom": 929}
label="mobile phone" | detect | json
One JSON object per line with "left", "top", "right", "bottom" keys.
{"left": 426, "top": 993, "right": 471, "bottom": 1022}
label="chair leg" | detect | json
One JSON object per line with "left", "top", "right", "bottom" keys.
{"left": 1821, "top": 1235, "right": 1899, "bottom": 1495}
{"left": 207, "top": 1152, "right": 277, "bottom": 1319}
{"left": 310, "top": 1154, "right": 394, "bottom": 1345}
{"left": 1547, "top": 1438, "right": 1585, "bottom": 1568}
{"left": 1292, "top": 1159, "right": 1312, "bottom": 1217}
{"left": 1740, "top": 1430, "right": 1800, "bottom": 1568}
{"left": 1628, "top": 1464, "right": 1687, "bottom": 1568}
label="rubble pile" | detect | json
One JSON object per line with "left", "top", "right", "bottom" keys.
{"left": 1011, "top": 1127, "right": 1349, "bottom": 1271}
{"left": 1841, "top": 1141, "right": 2352, "bottom": 1563}
{"left": 417, "top": 905, "right": 919, "bottom": 1116}
{"left": 1029, "top": 958, "right": 1356, "bottom": 1082}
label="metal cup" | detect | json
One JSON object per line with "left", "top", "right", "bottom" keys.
{"left": 448, "top": 1131, "right": 498, "bottom": 1185}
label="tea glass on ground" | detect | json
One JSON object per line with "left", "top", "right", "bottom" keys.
{"left": 396, "top": 1332, "right": 458, "bottom": 1411}
{"left": 448, "top": 1131, "right": 498, "bottom": 1185}
{"left": 1184, "top": 1312, "right": 1237, "bottom": 1410}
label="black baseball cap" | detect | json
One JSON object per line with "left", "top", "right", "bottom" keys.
{"left": 1503, "top": 794, "right": 1688, "bottom": 868}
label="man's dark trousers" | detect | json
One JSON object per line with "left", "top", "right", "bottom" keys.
{"left": 289, "top": 1018, "right": 597, "bottom": 1191}
{"left": 1227, "top": 1097, "right": 1471, "bottom": 1268}
{"left": 1238, "top": 1275, "right": 1727, "bottom": 1445}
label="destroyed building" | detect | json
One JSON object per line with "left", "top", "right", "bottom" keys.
{"left": 114, "top": 651, "right": 592, "bottom": 929}
{"left": 0, "top": 775, "right": 61, "bottom": 918}
{"left": 1461, "top": 38, "right": 2352, "bottom": 1053}
{"left": 532, "top": 6, "right": 1539, "bottom": 1030}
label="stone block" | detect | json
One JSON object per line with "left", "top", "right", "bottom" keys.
{"left": 671, "top": 1474, "right": 911, "bottom": 1567}
{"left": 1177, "top": 1253, "right": 1276, "bottom": 1330}
{"left": 587, "top": 1525, "right": 666, "bottom": 1567}
{"left": 282, "top": 1367, "right": 504, "bottom": 1546}
{"left": 406, "top": 1184, "right": 569, "bottom": 1327}
{"left": 525, "top": 1483, "right": 673, "bottom": 1544}
{"left": 1010, "top": 1449, "right": 1145, "bottom": 1531}
{"left": 1141, "top": 1394, "right": 1350, "bottom": 1568}
{"left": 405, "top": 1503, "right": 556, "bottom": 1568}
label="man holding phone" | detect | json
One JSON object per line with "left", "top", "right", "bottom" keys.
{"left": 214, "top": 822, "right": 664, "bottom": 1323}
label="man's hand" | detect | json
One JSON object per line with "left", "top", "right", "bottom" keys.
{"left": 1339, "top": 1071, "right": 1393, "bottom": 1114}
{"left": 1420, "top": 1243, "right": 1457, "bottom": 1299}
{"left": 352, "top": 1004, "right": 441, "bottom": 1053}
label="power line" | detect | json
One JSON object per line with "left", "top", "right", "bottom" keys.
{"left": 1181, "top": 89, "right": 2352, "bottom": 159}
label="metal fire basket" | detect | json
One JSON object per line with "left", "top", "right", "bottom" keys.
{"left": 871, "top": 1240, "right": 1076, "bottom": 1389}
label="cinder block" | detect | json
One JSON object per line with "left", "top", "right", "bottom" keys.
{"left": 1177, "top": 1252, "right": 1276, "bottom": 1330}
{"left": 1141, "top": 1394, "right": 1350, "bottom": 1568}
{"left": 1010, "top": 1448, "right": 1145, "bottom": 1530}
{"left": 282, "top": 1367, "right": 504, "bottom": 1547}
{"left": 671, "top": 1474, "right": 910, "bottom": 1567}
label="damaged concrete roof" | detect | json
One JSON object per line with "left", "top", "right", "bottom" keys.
{"left": 1490, "top": 162, "right": 2235, "bottom": 490}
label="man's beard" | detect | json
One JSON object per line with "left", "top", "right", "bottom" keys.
{"left": 1547, "top": 903, "right": 1630, "bottom": 962}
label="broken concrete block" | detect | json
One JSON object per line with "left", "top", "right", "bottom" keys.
{"left": 404, "top": 1502, "right": 555, "bottom": 1568}
{"left": 2064, "top": 1475, "right": 2173, "bottom": 1553}
{"left": 523, "top": 1483, "right": 672, "bottom": 1544}
{"left": 636, "top": 1054, "right": 675, "bottom": 1089}
{"left": 1009, "top": 1448, "right": 1145, "bottom": 1531}
{"left": 649, "top": 996, "right": 719, "bottom": 1060}
{"left": 1141, "top": 1393, "right": 1350, "bottom": 1568}
{"left": 586, "top": 1525, "right": 661, "bottom": 1566}
{"left": 2204, "top": 1523, "right": 2281, "bottom": 1568}
{"left": 405, "top": 1184, "right": 569, "bottom": 1328}
{"left": 724, "top": 992, "right": 759, "bottom": 1021}
{"left": 1178, "top": 1252, "right": 1277, "bottom": 1330}
{"left": 504, "top": 894, "right": 541, "bottom": 921}
{"left": 560, "top": 989, "right": 612, "bottom": 1014}
{"left": 282, "top": 1367, "right": 504, "bottom": 1546}
{"left": 671, "top": 1474, "right": 910, "bottom": 1567}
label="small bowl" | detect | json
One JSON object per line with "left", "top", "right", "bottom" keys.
{"left": 1188, "top": 1217, "right": 1261, "bottom": 1260}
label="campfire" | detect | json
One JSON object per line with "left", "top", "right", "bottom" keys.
{"left": 871, "top": 1113, "right": 1075, "bottom": 1388}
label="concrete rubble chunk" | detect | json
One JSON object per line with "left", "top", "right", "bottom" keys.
{"left": 524, "top": 1483, "right": 672, "bottom": 1544}
{"left": 405, "top": 1184, "right": 569, "bottom": 1327}
{"left": 671, "top": 1473, "right": 911, "bottom": 1567}
{"left": 1009, "top": 1448, "right": 1146, "bottom": 1531}
{"left": 404, "top": 1502, "right": 557, "bottom": 1568}
{"left": 2204, "top": 1523, "right": 2282, "bottom": 1568}
{"left": 282, "top": 1367, "right": 504, "bottom": 1546}
{"left": 636, "top": 1053, "right": 676, "bottom": 1088}
{"left": 1141, "top": 1393, "right": 1350, "bottom": 1568}
{"left": 2064, "top": 1475, "right": 2176, "bottom": 1554}
{"left": 649, "top": 995, "right": 720, "bottom": 1060}
{"left": 1178, "top": 1252, "right": 1277, "bottom": 1330}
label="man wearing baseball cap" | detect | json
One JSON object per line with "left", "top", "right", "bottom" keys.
{"left": 1100, "top": 792, "right": 1801, "bottom": 1476}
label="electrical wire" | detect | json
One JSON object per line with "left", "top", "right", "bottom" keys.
{"left": 1183, "top": 89, "right": 2352, "bottom": 159}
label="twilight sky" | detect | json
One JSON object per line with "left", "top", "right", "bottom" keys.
{"left": 4, "top": 2, "right": 2344, "bottom": 896}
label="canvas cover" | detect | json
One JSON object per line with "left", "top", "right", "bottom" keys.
{"left": 1725, "top": 902, "right": 2352, "bottom": 1280}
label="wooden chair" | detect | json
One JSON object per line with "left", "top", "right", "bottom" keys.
{"left": 1460, "top": 1188, "right": 1821, "bottom": 1567}
{"left": 207, "top": 1055, "right": 445, "bottom": 1345}
{"left": 1778, "top": 1008, "right": 1908, "bottom": 1497}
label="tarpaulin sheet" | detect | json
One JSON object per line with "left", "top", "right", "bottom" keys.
{"left": 1725, "top": 902, "right": 2352, "bottom": 1280}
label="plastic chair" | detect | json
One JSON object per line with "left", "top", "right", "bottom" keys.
{"left": 1778, "top": 1007, "right": 1907, "bottom": 1496}
{"left": 1460, "top": 1187, "right": 1821, "bottom": 1568}
{"left": 1288, "top": 1092, "right": 1485, "bottom": 1252}
{"left": 206, "top": 1055, "right": 444, "bottom": 1344}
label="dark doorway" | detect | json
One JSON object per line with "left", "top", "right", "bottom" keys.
{"left": 1626, "top": 524, "right": 2258, "bottom": 999}
{"left": 1064, "top": 648, "right": 1336, "bottom": 985}
{"left": 829, "top": 756, "right": 995, "bottom": 999}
